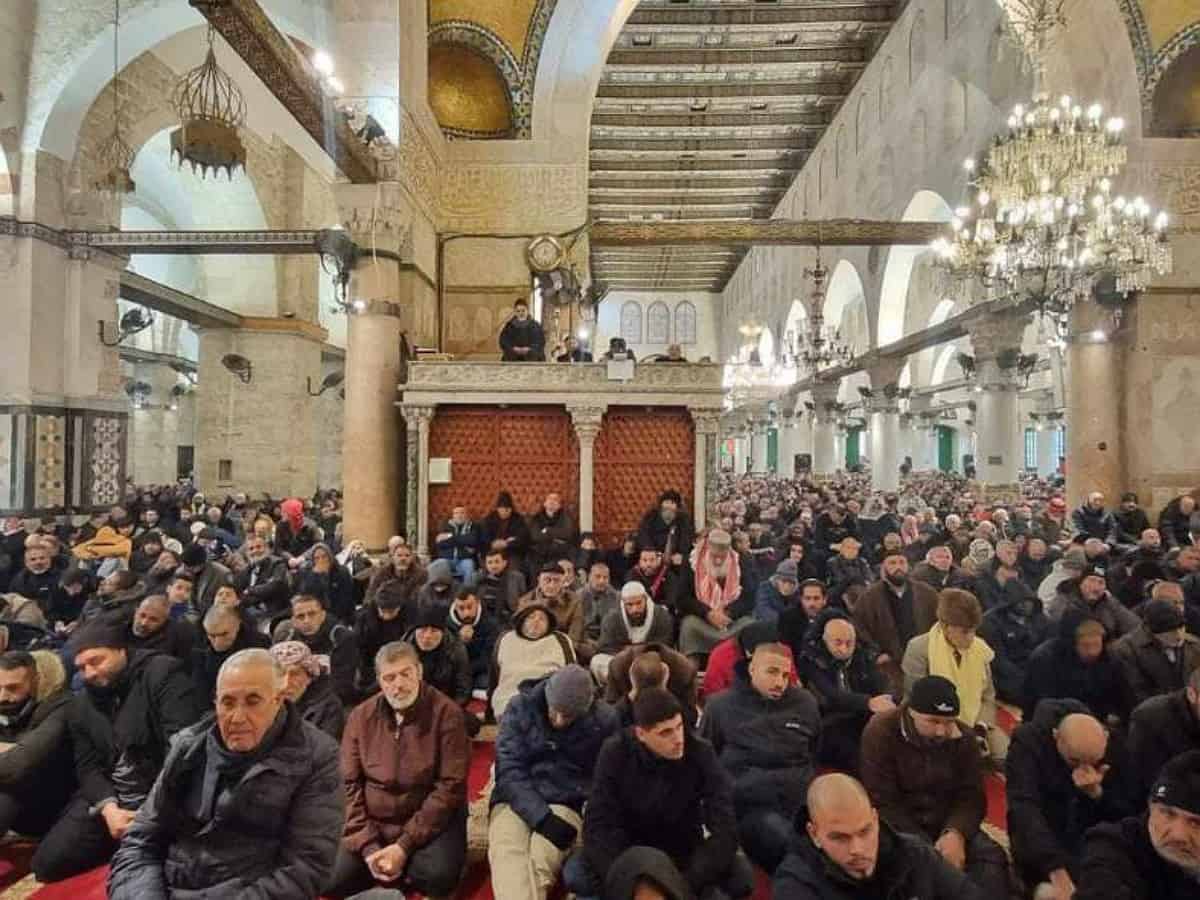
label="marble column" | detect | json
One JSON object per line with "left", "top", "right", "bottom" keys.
{"left": 969, "top": 312, "right": 1030, "bottom": 497}
{"left": 1066, "top": 302, "right": 1125, "bottom": 505}
{"left": 865, "top": 359, "right": 906, "bottom": 492}
{"left": 570, "top": 406, "right": 605, "bottom": 533}
{"left": 810, "top": 382, "right": 841, "bottom": 478}
{"left": 404, "top": 411, "right": 421, "bottom": 542}
{"left": 908, "top": 396, "right": 934, "bottom": 470}
{"left": 414, "top": 407, "right": 434, "bottom": 559}
{"left": 734, "top": 437, "right": 749, "bottom": 475}
{"left": 691, "top": 410, "right": 721, "bottom": 527}
{"left": 777, "top": 411, "right": 797, "bottom": 478}
{"left": 1037, "top": 426, "right": 1060, "bottom": 477}
{"left": 342, "top": 301, "right": 405, "bottom": 550}
{"left": 128, "top": 361, "right": 183, "bottom": 485}
{"left": 750, "top": 429, "right": 769, "bottom": 473}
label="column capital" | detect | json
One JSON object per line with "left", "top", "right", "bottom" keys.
{"left": 335, "top": 183, "right": 412, "bottom": 254}
{"left": 403, "top": 404, "right": 435, "bottom": 425}
{"left": 864, "top": 356, "right": 907, "bottom": 390}
{"left": 691, "top": 408, "right": 722, "bottom": 435}
{"left": 569, "top": 405, "right": 606, "bottom": 442}
{"left": 354, "top": 299, "right": 405, "bottom": 318}
{"left": 968, "top": 311, "right": 1030, "bottom": 362}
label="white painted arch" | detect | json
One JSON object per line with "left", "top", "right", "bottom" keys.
{"left": 877, "top": 189, "right": 954, "bottom": 346}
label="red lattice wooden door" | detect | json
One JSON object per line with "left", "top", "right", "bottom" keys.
{"left": 427, "top": 406, "right": 579, "bottom": 533}
{"left": 593, "top": 408, "right": 694, "bottom": 550}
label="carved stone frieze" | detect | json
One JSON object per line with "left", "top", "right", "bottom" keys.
{"left": 590, "top": 219, "right": 948, "bottom": 248}
{"left": 404, "top": 361, "right": 726, "bottom": 397}
{"left": 438, "top": 163, "right": 587, "bottom": 232}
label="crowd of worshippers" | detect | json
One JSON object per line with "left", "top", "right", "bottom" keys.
{"left": 0, "top": 479, "right": 1198, "bottom": 898}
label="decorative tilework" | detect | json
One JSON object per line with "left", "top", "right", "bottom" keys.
{"left": 33, "top": 415, "right": 65, "bottom": 510}
{"left": 90, "top": 417, "right": 124, "bottom": 507}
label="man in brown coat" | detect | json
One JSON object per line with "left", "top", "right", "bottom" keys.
{"left": 329, "top": 641, "right": 469, "bottom": 898}
{"left": 518, "top": 564, "right": 585, "bottom": 653}
{"left": 860, "top": 675, "right": 1009, "bottom": 899}
{"left": 853, "top": 552, "right": 939, "bottom": 693}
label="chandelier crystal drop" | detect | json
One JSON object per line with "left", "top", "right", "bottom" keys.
{"left": 170, "top": 25, "right": 247, "bottom": 180}
{"left": 933, "top": 1, "right": 1172, "bottom": 311}
{"left": 93, "top": 0, "right": 135, "bottom": 195}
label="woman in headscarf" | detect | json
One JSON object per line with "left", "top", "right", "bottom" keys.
{"left": 270, "top": 640, "right": 345, "bottom": 740}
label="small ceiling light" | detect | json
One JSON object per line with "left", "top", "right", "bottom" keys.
{"left": 1090, "top": 328, "right": 1107, "bottom": 342}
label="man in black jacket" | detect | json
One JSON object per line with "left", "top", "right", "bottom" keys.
{"left": 701, "top": 641, "right": 821, "bottom": 873}
{"left": 637, "top": 490, "right": 695, "bottom": 565}
{"left": 125, "top": 594, "right": 197, "bottom": 665}
{"left": 234, "top": 535, "right": 291, "bottom": 625}
{"left": 529, "top": 493, "right": 576, "bottom": 571}
{"left": 773, "top": 773, "right": 982, "bottom": 900}
{"left": 7, "top": 543, "right": 59, "bottom": 616}
{"left": 1072, "top": 493, "right": 1120, "bottom": 547}
{"left": 498, "top": 299, "right": 546, "bottom": 361}
{"left": 979, "top": 582, "right": 1052, "bottom": 707}
{"left": 192, "top": 603, "right": 270, "bottom": 701}
{"left": 1114, "top": 493, "right": 1153, "bottom": 548}
{"left": 272, "top": 594, "right": 359, "bottom": 705}
{"left": 0, "top": 651, "right": 75, "bottom": 837}
{"left": 32, "top": 617, "right": 202, "bottom": 882}
{"left": 1007, "top": 700, "right": 1137, "bottom": 899}
{"left": 1023, "top": 611, "right": 1135, "bottom": 725}
{"left": 797, "top": 608, "right": 893, "bottom": 773}
{"left": 573, "top": 688, "right": 754, "bottom": 900}
{"left": 1076, "top": 750, "right": 1200, "bottom": 900}
{"left": 108, "top": 648, "right": 343, "bottom": 899}
{"left": 1128, "top": 669, "right": 1200, "bottom": 799}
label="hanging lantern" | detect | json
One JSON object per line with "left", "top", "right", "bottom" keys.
{"left": 170, "top": 25, "right": 247, "bottom": 179}
{"left": 93, "top": 0, "right": 135, "bottom": 195}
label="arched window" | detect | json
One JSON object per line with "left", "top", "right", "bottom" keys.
{"left": 674, "top": 301, "right": 697, "bottom": 345}
{"left": 647, "top": 301, "right": 671, "bottom": 344}
{"left": 620, "top": 301, "right": 643, "bottom": 344}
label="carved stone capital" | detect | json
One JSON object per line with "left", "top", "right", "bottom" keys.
{"left": 691, "top": 409, "right": 722, "bottom": 435}
{"left": 354, "top": 299, "right": 405, "bottom": 319}
{"left": 336, "top": 184, "right": 412, "bottom": 253}
{"left": 569, "top": 405, "right": 606, "bottom": 443}
{"left": 865, "top": 357, "right": 907, "bottom": 389}
{"left": 969, "top": 312, "right": 1030, "bottom": 362}
{"left": 403, "top": 405, "right": 435, "bottom": 429}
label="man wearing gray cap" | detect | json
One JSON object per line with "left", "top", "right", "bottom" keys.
{"left": 489, "top": 664, "right": 618, "bottom": 899}
{"left": 1077, "top": 749, "right": 1200, "bottom": 899}
{"left": 753, "top": 559, "right": 801, "bottom": 624}
{"left": 675, "top": 528, "right": 754, "bottom": 660}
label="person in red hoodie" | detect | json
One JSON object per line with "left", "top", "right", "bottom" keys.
{"left": 701, "top": 620, "right": 797, "bottom": 698}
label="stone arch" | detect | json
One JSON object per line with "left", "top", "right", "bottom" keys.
{"left": 824, "top": 259, "right": 867, "bottom": 346}
{"left": 876, "top": 190, "right": 954, "bottom": 346}
{"left": 908, "top": 10, "right": 927, "bottom": 84}
{"left": 1149, "top": 38, "right": 1200, "bottom": 136}
{"left": 931, "top": 342, "right": 963, "bottom": 386}
{"left": 619, "top": 300, "right": 643, "bottom": 344}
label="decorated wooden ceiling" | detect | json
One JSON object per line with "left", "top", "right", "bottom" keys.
{"left": 1118, "top": 0, "right": 1200, "bottom": 134}
{"left": 587, "top": 0, "right": 901, "bottom": 293}
{"left": 427, "top": 0, "right": 559, "bottom": 139}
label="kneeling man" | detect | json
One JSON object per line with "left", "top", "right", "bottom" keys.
{"left": 107, "top": 648, "right": 344, "bottom": 899}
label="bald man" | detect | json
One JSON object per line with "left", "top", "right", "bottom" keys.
{"left": 773, "top": 773, "right": 981, "bottom": 898}
{"left": 126, "top": 594, "right": 197, "bottom": 664}
{"left": 108, "top": 649, "right": 344, "bottom": 899}
{"left": 1007, "top": 700, "right": 1137, "bottom": 900}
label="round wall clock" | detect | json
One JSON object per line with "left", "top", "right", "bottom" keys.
{"left": 526, "top": 234, "right": 565, "bottom": 272}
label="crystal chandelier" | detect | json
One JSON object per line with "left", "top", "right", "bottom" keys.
{"left": 93, "top": 0, "right": 135, "bottom": 195}
{"left": 170, "top": 25, "right": 247, "bottom": 179}
{"left": 783, "top": 257, "right": 855, "bottom": 373}
{"left": 932, "top": 0, "right": 1171, "bottom": 311}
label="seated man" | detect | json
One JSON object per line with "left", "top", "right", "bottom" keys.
{"left": 1007, "top": 702, "right": 1137, "bottom": 900}
{"left": 518, "top": 563, "right": 585, "bottom": 652}
{"left": 32, "top": 617, "right": 202, "bottom": 882}
{"left": 234, "top": 534, "right": 292, "bottom": 625}
{"left": 271, "top": 640, "right": 345, "bottom": 741}
{"left": 433, "top": 505, "right": 480, "bottom": 583}
{"left": 191, "top": 602, "right": 270, "bottom": 700}
{"left": 911, "top": 543, "right": 968, "bottom": 592}
{"left": 446, "top": 584, "right": 498, "bottom": 697}
{"left": 579, "top": 561, "right": 620, "bottom": 659}
{"left": 126, "top": 594, "right": 197, "bottom": 664}
{"left": 860, "top": 675, "right": 1009, "bottom": 899}
{"left": 1128, "top": 668, "right": 1200, "bottom": 799}
{"left": 604, "top": 644, "right": 699, "bottom": 728}
{"left": 854, "top": 552, "right": 939, "bottom": 694}
{"left": 273, "top": 593, "right": 359, "bottom": 705}
{"left": 107, "top": 648, "right": 343, "bottom": 899}
{"left": 405, "top": 604, "right": 477, "bottom": 736}
{"left": 489, "top": 665, "right": 620, "bottom": 900}
{"left": 676, "top": 528, "right": 754, "bottom": 662}
{"left": 798, "top": 608, "right": 893, "bottom": 773}
{"left": 355, "top": 576, "right": 413, "bottom": 696}
{"left": 901, "top": 588, "right": 1008, "bottom": 765}
{"left": 978, "top": 578, "right": 1052, "bottom": 708}
{"left": 490, "top": 603, "right": 576, "bottom": 720}
{"left": 471, "top": 547, "right": 527, "bottom": 629}
{"left": 572, "top": 688, "right": 755, "bottom": 900}
{"left": 1024, "top": 611, "right": 1135, "bottom": 726}
{"left": 332, "top": 641, "right": 469, "bottom": 898}
{"left": 777, "top": 578, "right": 830, "bottom": 654}
{"left": 591, "top": 581, "right": 675, "bottom": 685}
{"left": 1111, "top": 599, "right": 1200, "bottom": 706}
{"left": 703, "top": 619, "right": 797, "bottom": 699}
{"left": 1076, "top": 749, "right": 1200, "bottom": 900}
{"left": 752, "top": 559, "right": 801, "bottom": 623}
{"left": 0, "top": 651, "right": 75, "bottom": 837}
{"left": 701, "top": 640, "right": 821, "bottom": 873}
{"left": 774, "top": 773, "right": 983, "bottom": 899}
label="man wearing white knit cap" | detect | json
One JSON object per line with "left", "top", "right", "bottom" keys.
{"left": 590, "top": 581, "right": 676, "bottom": 685}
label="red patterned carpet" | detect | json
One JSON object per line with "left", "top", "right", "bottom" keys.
{"left": 5, "top": 708, "right": 1018, "bottom": 899}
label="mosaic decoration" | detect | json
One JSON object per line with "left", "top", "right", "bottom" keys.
{"left": 33, "top": 415, "right": 65, "bottom": 510}
{"left": 427, "top": 406, "right": 579, "bottom": 535}
{"left": 90, "top": 417, "right": 125, "bottom": 507}
{"left": 428, "top": 0, "right": 559, "bottom": 139}
{"left": 593, "top": 409, "right": 694, "bottom": 549}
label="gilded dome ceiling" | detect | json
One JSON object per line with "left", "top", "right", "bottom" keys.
{"left": 1117, "top": 0, "right": 1200, "bottom": 133}
{"left": 427, "top": 0, "right": 558, "bottom": 140}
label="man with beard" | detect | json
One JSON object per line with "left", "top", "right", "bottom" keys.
{"left": 701, "top": 641, "right": 821, "bottom": 873}
{"left": 778, "top": 578, "right": 830, "bottom": 656}
{"left": 7, "top": 544, "right": 58, "bottom": 616}
{"left": 273, "top": 594, "right": 360, "bottom": 705}
{"left": 0, "top": 517, "right": 28, "bottom": 594}
{"left": 357, "top": 580, "right": 419, "bottom": 697}
{"left": 125, "top": 594, "right": 197, "bottom": 664}
{"left": 0, "top": 651, "right": 75, "bottom": 838}
{"left": 676, "top": 529, "right": 754, "bottom": 661}
{"left": 591, "top": 581, "right": 675, "bottom": 684}
{"left": 798, "top": 610, "right": 893, "bottom": 774}
{"left": 498, "top": 298, "right": 546, "bottom": 362}
{"left": 138, "top": 547, "right": 181, "bottom": 597}
{"left": 365, "top": 542, "right": 424, "bottom": 621}
{"left": 479, "top": 492, "right": 532, "bottom": 574}
{"left": 1129, "top": 669, "right": 1200, "bottom": 798}
{"left": 179, "top": 543, "right": 233, "bottom": 617}
{"left": 1111, "top": 600, "right": 1200, "bottom": 705}
{"left": 854, "top": 552, "right": 939, "bottom": 695}
{"left": 405, "top": 605, "right": 473, "bottom": 714}
{"left": 32, "top": 617, "right": 201, "bottom": 882}
{"left": 1114, "top": 493, "right": 1153, "bottom": 548}
{"left": 773, "top": 774, "right": 981, "bottom": 899}
{"left": 331, "top": 641, "right": 469, "bottom": 898}
{"left": 860, "top": 675, "right": 1009, "bottom": 899}
{"left": 637, "top": 490, "right": 694, "bottom": 566}
{"left": 1077, "top": 750, "right": 1200, "bottom": 900}
{"left": 529, "top": 492, "right": 577, "bottom": 571}
{"left": 234, "top": 534, "right": 291, "bottom": 625}
{"left": 446, "top": 586, "right": 497, "bottom": 696}
{"left": 108, "top": 649, "right": 343, "bottom": 900}
{"left": 127, "top": 530, "right": 163, "bottom": 576}
{"left": 623, "top": 546, "right": 678, "bottom": 609}
{"left": 472, "top": 547, "right": 527, "bottom": 628}
{"left": 518, "top": 563, "right": 585, "bottom": 651}
{"left": 191, "top": 603, "right": 270, "bottom": 700}
{"left": 979, "top": 576, "right": 1052, "bottom": 707}
{"left": 579, "top": 561, "right": 620, "bottom": 657}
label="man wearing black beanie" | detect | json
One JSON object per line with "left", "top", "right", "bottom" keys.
{"left": 1077, "top": 749, "right": 1200, "bottom": 899}
{"left": 31, "top": 616, "right": 202, "bottom": 882}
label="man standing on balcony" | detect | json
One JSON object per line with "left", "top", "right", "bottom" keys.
{"left": 499, "top": 299, "right": 546, "bottom": 362}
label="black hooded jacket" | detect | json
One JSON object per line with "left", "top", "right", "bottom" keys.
{"left": 796, "top": 607, "right": 887, "bottom": 721}
{"left": 1077, "top": 814, "right": 1200, "bottom": 900}
{"left": 1021, "top": 611, "right": 1135, "bottom": 723}
{"left": 978, "top": 586, "right": 1052, "bottom": 706}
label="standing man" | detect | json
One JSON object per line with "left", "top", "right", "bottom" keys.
{"left": 499, "top": 299, "right": 546, "bottom": 362}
